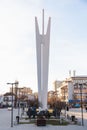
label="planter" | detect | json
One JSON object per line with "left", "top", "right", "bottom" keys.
{"left": 36, "top": 117, "right": 46, "bottom": 126}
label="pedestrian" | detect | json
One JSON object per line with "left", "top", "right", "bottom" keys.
{"left": 66, "top": 106, "right": 69, "bottom": 111}
{"left": 22, "top": 106, "right": 24, "bottom": 114}
{"left": 32, "top": 106, "right": 36, "bottom": 118}
{"left": 85, "top": 106, "right": 87, "bottom": 112}
{"left": 27, "top": 107, "right": 31, "bottom": 119}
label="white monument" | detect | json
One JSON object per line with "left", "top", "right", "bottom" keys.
{"left": 35, "top": 10, "right": 51, "bottom": 110}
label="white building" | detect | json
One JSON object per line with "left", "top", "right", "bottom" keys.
{"left": 54, "top": 76, "right": 87, "bottom": 103}
{"left": 3, "top": 92, "right": 15, "bottom": 107}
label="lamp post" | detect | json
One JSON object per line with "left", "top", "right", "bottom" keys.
{"left": 7, "top": 81, "right": 19, "bottom": 127}
{"left": 15, "top": 80, "right": 19, "bottom": 108}
{"left": 55, "top": 91, "right": 57, "bottom": 118}
{"left": 74, "top": 82, "right": 84, "bottom": 126}
{"left": 79, "top": 83, "right": 84, "bottom": 126}
{"left": 62, "top": 87, "right": 66, "bottom": 117}
{"left": 18, "top": 88, "right": 20, "bottom": 116}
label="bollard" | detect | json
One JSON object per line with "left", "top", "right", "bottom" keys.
{"left": 16, "top": 116, "right": 19, "bottom": 124}
{"left": 71, "top": 115, "right": 75, "bottom": 122}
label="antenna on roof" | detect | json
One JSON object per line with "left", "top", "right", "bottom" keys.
{"left": 69, "top": 70, "right": 71, "bottom": 77}
{"left": 73, "top": 70, "right": 76, "bottom": 77}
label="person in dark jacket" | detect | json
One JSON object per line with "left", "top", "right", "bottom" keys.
{"left": 27, "top": 107, "right": 32, "bottom": 119}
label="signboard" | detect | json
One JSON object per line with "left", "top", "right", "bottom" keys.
{"left": 69, "top": 99, "right": 80, "bottom": 103}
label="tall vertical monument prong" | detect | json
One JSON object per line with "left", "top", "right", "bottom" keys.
{"left": 42, "top": 9, "right": 44, "bottom": 35}
{"left": 35, "top": 9, "right": 51, "bottom": 110}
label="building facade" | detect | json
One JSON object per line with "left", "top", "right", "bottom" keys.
{"left": 10, "top": 87, "right": 32, "bottom": 97}
{"left": 53, "top": 76, "right": 87, "bottom": 104}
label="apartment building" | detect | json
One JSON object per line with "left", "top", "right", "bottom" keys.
{"left": 10, "top": 86, "right": 32, "bottom": 97}
{"left": 53, "top": 76, "right": 87, "bottom": 103}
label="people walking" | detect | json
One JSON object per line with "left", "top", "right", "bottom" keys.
{"left": 85, "top": 106, "right": 87, "bottom": 112}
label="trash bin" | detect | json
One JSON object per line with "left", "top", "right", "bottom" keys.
{"left": 71, "top": 115, "right": 75, "bottom": 122}
{"left": 66, "top": 106, "right": 69, "bottom": 111}
{"left": 16, "top": 116, "right": 19, "bottom": 124}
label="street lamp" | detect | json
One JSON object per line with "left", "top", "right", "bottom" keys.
{"left": 18, "top": 88, "right": 20, "bottom": 116}
{"left": 54, "top": 91, "right": 57, "bottom": 118}
{"left": 74, "top": 83, "right": 84, "bottom": 126}
{"left": 15, "top": 80, "right": 19, "bottom": 108}
{"left": 79, "top": 83, "right": 84, "bottom": 126}
{"left": 62, "top": 87, "right": 66, "bottom": 117}
{"left": 7, "top": 81, "right": 19, "bottom": 127}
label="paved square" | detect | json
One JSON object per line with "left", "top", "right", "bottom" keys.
{"left": 0, "top": 108, "right": 87, "bottom": 130}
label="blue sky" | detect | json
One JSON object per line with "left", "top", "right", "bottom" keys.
{"left": 0, "top": 0, "right": 87, "bottom": 94}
